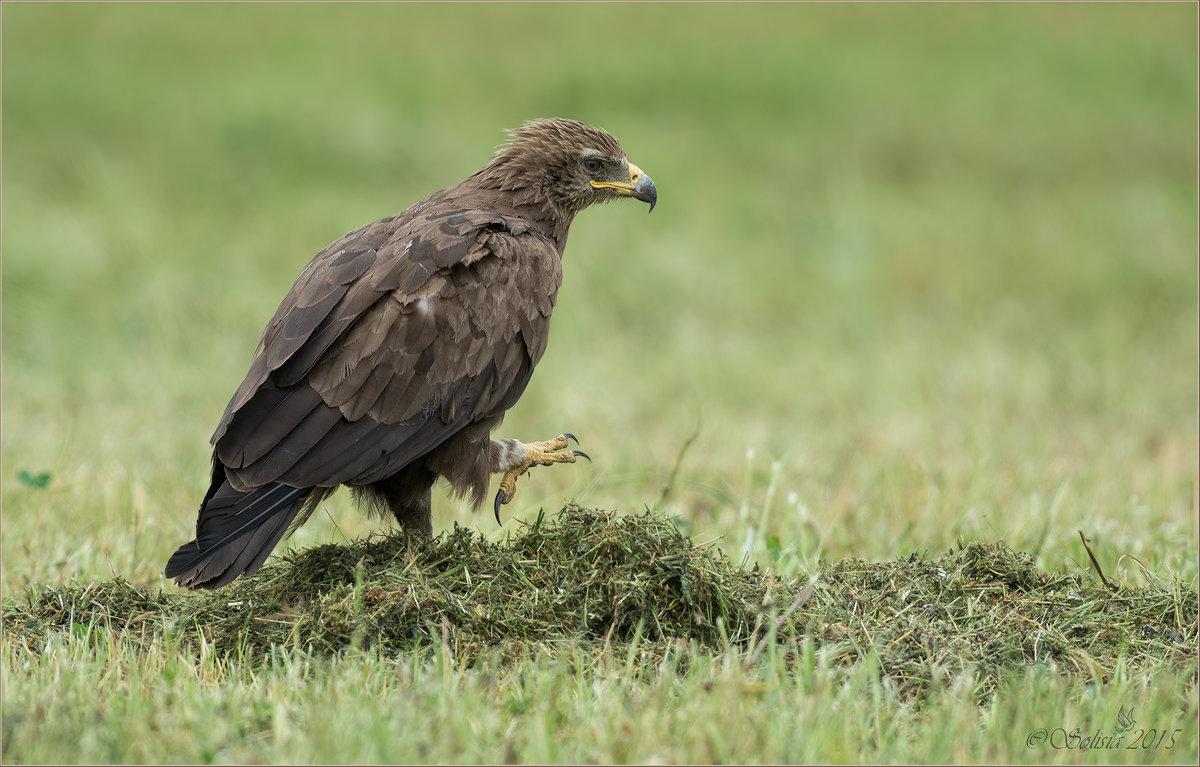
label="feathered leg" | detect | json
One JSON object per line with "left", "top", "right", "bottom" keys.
{"left": 364, "top": 462, "right": 437, "bottom": 538}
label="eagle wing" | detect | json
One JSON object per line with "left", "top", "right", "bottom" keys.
{"left": 210, "top": 204, "right": 562, "bottom": 493}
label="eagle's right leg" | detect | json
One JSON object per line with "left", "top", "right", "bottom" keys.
{"left": 489, "top": 434, "right": 590, "bottom": 522}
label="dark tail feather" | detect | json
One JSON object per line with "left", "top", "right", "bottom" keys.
{"left": 166, "top": 478, "right": 310, "bottom": 590}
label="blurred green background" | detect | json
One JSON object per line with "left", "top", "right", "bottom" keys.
{"left": 3, "top": 2, "right": 1196, "bottom": 591}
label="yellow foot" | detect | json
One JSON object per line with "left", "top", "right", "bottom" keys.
{"left": 494, "top": 433, "right": 590, "bottom": 523}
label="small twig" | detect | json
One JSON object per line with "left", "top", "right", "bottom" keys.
{"left": 1077, "top": 530, "right": 1113, "bottom": 589}
{"left": 654, "top": 416, "right": 703, "bottom": 509}
{"left": 324, "top": 506, "right": 349, "bottom": 544}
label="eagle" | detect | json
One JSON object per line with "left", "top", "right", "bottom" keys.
{"left": 165, "top": 118, "right": 656, "bottom": 589}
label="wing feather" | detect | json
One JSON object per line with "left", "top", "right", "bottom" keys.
{"left": 211, "top": 201, "right": 562, "bottom": 494}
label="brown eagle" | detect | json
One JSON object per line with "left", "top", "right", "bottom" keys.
{"left": 165, "top": 118, "right": 656, "bottom": 589}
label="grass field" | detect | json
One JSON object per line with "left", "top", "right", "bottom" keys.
{"left": 3, "top": 2, "right": 1197, "bottom": 763}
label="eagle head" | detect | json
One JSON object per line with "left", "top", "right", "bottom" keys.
{"left": 482, "top": 118, "right": 657, "bottom": 215}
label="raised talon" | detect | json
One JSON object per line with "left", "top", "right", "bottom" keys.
{"left": 494, "top": 490, "right": 506, "bottom": 524}
{"left": 492, "top": 433, "right": 588, "bottom": 526}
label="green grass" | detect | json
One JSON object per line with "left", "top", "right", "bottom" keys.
{"left": 3, "top": 2, "right": 1197, "bottom": 763}
{"left": 4, "top": 507, "right": 1196, "bottom": 763}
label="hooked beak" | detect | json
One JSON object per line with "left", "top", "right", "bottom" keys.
{"left": 590, "top": 162, "right": 657, "bottom": 212}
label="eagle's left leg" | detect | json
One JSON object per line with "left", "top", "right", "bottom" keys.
{"left": 490, "top": 434, "right": 590, "bottom": 522}
{"left": 364, "top": 462, "right": 437, "bottom": 539}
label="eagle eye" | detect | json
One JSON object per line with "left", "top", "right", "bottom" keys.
{"left": 583, "top": 157, "right": 602, "bottom": 173}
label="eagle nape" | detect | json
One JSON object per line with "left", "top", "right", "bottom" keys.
{"left": 492, "top": 433, "right": 591, "bottom": 524}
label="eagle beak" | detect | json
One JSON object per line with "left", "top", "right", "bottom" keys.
{"left": 591, "top": 162, "right": 657, "bottom": 212}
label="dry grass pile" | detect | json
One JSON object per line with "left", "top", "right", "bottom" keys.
{"left": 3, "top": 505, "right": 1195, "bottom": 701}
{"left": 801, "top": 542, "right": 1196, "bottom": 698}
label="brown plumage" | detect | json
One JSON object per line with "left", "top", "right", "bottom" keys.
{"left": 165, "top": 118, "right": 656, "bottom": 589}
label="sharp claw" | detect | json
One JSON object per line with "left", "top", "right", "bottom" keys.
{"left": 572, "top": 450, "right": 591, "bottom": 463}
{"left": 494, "top": 490, "right": 505, "bottom": 525}
{"left": 563, "top": 433, "right": 579, "bottom": 445}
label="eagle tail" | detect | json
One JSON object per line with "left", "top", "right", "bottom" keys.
{"left": 165, "top": 476, "right": 311, "bottom": 590}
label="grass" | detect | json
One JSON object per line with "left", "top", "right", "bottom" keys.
{"left": 2, "top": 2, "right": 1198, "bottom": 764}
{"left": 5, "top": 507, "right": 1196, "bottom": 694}
{"left": 5, "top": 506, "right": 1197, "bottom": 762}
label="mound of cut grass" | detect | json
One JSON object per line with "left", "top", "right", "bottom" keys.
{"left": 802, "top": 543, "right": 1196, "bottom": 699}
{"left": 3, "top": 505, "right": 1195, "bottom": 702}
